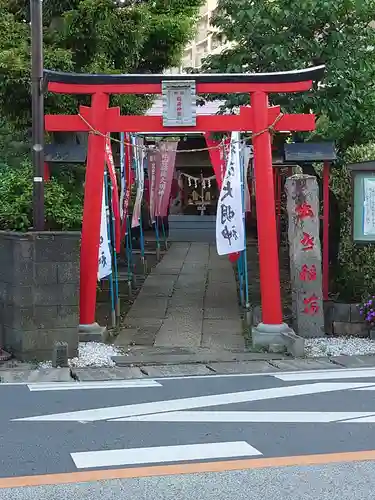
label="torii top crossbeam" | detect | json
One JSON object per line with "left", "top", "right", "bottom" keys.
{"left": 43, "top": 65, "right": 325, "bottom": 336}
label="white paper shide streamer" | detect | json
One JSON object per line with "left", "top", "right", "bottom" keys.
{"left": 97, "top": 184, "right": 112, "bottom": 280}
{"left": 216, "top": 132, "right": 245, "bottom": 255}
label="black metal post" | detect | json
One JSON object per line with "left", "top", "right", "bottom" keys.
{"left": 30, "top": 0, "right": 45, "bottom": 230}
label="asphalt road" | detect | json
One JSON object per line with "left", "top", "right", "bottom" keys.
{"left": 2, "top": 367, "right": 375, "bottom": 498}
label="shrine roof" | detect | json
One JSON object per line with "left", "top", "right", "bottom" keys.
{"left": 44, "top": 65, "right": 325, "bottom": 85}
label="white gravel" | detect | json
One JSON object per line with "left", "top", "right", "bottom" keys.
{"left": 68, "top": 342, "right": 124, "bottom": 368}
{"left": 37, "top": 361, "right": 53, "bottom": 369}
{"left": 305, "top": 337, "right": 375, "bottom": 357}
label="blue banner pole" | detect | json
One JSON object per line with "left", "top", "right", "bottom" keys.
{"left": 240, "top": 140, "right": 250, "bottom": 309}
{"left": 107, "top": 173, "right": 120, "bottom": 322}
{"left": 104, "top": 170, "right": 116, "bottom": 328}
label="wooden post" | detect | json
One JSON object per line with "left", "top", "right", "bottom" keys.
{"left": 322, "top": 161, "right": 330, "bottom": 300}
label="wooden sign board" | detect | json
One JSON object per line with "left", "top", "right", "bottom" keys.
{"left": 348, "top": 161, "right": 375, "bottom": 243}
{"left": 44, "top": 143, "right": 87, "bottom": 163}
{"left": 162, "top": 80, "right": 197, "bottom": 127}
{"left": 284, "top": 142, "right": 336, "bottom": 162}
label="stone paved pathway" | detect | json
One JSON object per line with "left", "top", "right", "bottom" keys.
{"left": 115, "top": 243, "right": 245, "bottom": 351}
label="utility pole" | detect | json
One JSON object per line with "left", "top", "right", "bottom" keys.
{"left": 30, "top": 0, "right": 45, "bottom": 230}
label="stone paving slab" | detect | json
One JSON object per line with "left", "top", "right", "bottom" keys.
{"left": 72, "top": 366, "right": 145, "bottom": 380}
{"left": 0, "top": 367, "right": 71, "bottom": 383}
{"left": 118, "top": 319, "right": 163, "bottom": 344}
{"left": 114, "top": 328, "right": 157, "bottom": 347}
{"left": 121, "top": 242, "right": 244, "bottom": 351}
{"left": 123, "top": 318, "right": 164, "bottom": 330}
{"left": 330, "top": 355, "right": 375, "bottom": 368}
{"left": 143, "top": 274, "right": 177, "bottom": 283}
{"left": 180, "top": 265, "right": 208, "bottom": 275}
{"left": 126, "top": 297, "right": 169, "bottom": 319}
{"left": 208, "top": 271, "right": 235, "bottom": 283}
{"left": 141, "top": 364, "right": 213, "bottom": 377}
{"left": 208, "top": 361, "right": 278, "bottom": 374}
{"left": 136, "top": 289, "right": 173, "bottom": 298}
{"left": 205, "top": 286, "right": 238, "bottom": 299}
{"left": 148, "top": 267, "right": 181, "bottom": 275}
{"left": 168, "top": 296, "right": 204, "bottom": 308}
{"left": 203, "top": 308, "right": 240, "bottom": 320}
{"left": 173, "top": 276, "right": 206, "bottom": 289}
{"left": 3, "top": 355, "right": 375, "bottom": 383}
{"left": 166, "top": 307, "right": 203, "bottom": 318}
{"left": 202, "top": 319, "right": 243, "bottom": 336}
{"left": 270, "top": 358, "right": 339, "bottom": 371}
{"left": 202, "top": 333, "right": 246, "bottom": 350}
{"left": 154, "top": 318, "right": 203, "bottom": 348}
{"left": 112, "top": 350, "right": 284, "bottom": 366}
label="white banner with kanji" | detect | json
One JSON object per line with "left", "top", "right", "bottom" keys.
{"left": 216, "top": 132, "right": 245, "bottom": 256}
{"left": 98, "top": 183, "right": 112, "bottom": 280}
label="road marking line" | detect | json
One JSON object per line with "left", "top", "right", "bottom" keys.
{"left": 14, "top": 382, "right": 374, "bottom": 422}
{"left": 354, "top": 386, "right": 375, "bottom": 391}
{"left": 340, "top": 415, "right": 375, "bottom": 423}
{"left": 27, "top": 380, "right": 161, "bottom": 391}
{"left": 122, "top": 411, "right": 375, "bottom": 423}
{"left": 273, "top": 369, "right": 375, "bottom": 382}
{"left": 71, "top": 442, "right": 261, "bottom": 469}
{"left": 2, "top": 450, "right": 375, "bottom": 489}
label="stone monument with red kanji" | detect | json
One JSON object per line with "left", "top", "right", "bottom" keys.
{"left": 285, "top": 174, "right": 325, "bottom": 337}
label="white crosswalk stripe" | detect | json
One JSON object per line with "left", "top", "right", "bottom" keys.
{"left": 71, "top": 441, "right": 262, "bottom": 469}
{"left": 122, "top": 411, "right": 375, "bottom": 423}
{"left": 27, "top": 380, "right": 162, "bottom": 391}
{"left": 273, "top": 368, "right": 375, "bottom": 382}
{"left": 15, "top": 382, "right": 374, "bottom": 422}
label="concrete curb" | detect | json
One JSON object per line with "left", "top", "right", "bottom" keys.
{"left": 2, "top": 354, "right": 375, "bottom": 383}
{"left": 111, "top": 351, "right": 287, "bottom": 367}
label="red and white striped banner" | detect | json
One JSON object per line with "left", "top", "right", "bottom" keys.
{"left": 154, "top": 141, "right": 178, "bottom": 217}
{"left": 105, "top": 135, "right": 121, "bottom": 253}
{"left": 204, "top": 134, "right": 231, "bottom": 189}
{"left": 147, "top": 147, "right": 161, "bottom": 222}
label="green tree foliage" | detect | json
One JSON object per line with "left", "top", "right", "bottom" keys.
{"left": 203, "top": 0, "right": 375, "bottom": 151}
{"left": 0, "top": 0, "right": 203, "bottom": 129}
{"left": 204, "top": 0, "right": 375, "bottom": 301}
{"left": 0, "top": 160, "right": 83, "bottom": 231}
{"left": 0, "top": 0, "right": 202, "bottom": 232}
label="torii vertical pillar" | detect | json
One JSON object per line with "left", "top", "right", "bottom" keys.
{"left": 79, "top": 93, "right": 109, "bottom": 335}
{"left": 251, "top": 92, "right": 298, "bottom": 347}
{"left": 252, "top": 91, "right": 283, "bottom": 325}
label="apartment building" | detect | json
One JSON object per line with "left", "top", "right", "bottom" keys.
{"left": 182, "top": 0, "right": 228, "bottom": 69}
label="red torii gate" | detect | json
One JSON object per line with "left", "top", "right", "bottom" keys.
{"left": 44, "top": 66, "right": 325, "bottom": 335}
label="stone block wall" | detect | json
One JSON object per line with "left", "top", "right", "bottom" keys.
{"left": 0, "top": 232, "right": 80, "bottom": 361}
{"left": 324, "top": 301, "right": 369, "bottom": 337}
{"left": 252, "top": 302, "right": 369, "bottom": 337}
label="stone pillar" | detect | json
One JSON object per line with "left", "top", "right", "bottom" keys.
{"left": 0, "top": 232, "right": 80, "bottom": 361}
{"left": 285, "top": 174, "right": 324, "bottom": 337}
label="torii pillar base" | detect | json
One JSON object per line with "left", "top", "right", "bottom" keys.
{"left": 78, "top": 322, "right": 107, "bottom": 343}
{"left": 252, "top": 322, "right": 305, "bottom": 357}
